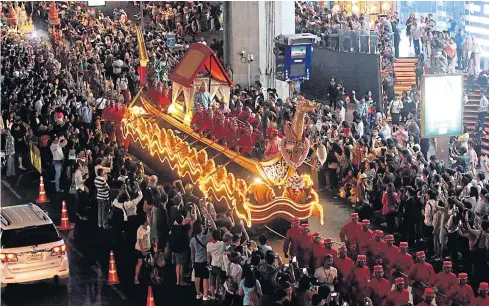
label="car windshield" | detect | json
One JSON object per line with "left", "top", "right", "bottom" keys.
{"left": 1, "top": 224, "right": 61, "bottom": 248}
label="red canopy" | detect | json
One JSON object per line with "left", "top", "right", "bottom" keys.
{"left": 169, "top": 43, "right": 234, "bottom": 88}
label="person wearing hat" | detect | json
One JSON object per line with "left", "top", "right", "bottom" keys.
{"left": 391, "top": 242, "right": 413, "bottom": 288}
{"left": 366, "top": 265, "right": 390, "bottom": 305}
{"left": 323, "top": 238, "right": 338, "bottom": 262}
{"left": 384, "top": 277, "right": 409, "bottom": 306}
{"left": 408, "top": 251, "right": 436, "bottom": 304}
{"left": 380, "top": 234, "right": 398, "bottom": 282}
{"left": 416, "top": 287, "right": 435, "bottom": 306}
{"left": 190, "top": 103, "right": 205, "bottom": 132}
{"left": 298, "top": 224, "right": 314, "bottom": 269}
{"left": 474, "top": 282, "right": 489, "bottom": 306}
{"left": 433, "top": 261, "right": 457, "bottom": 306}
{"left": 313, "top": 254, "right": 337, "bottom": 291}
{"left": 312, "top": 233, "right": 327, "bottom": 269}
{"left": 333, "top": 245, "right": 354, "bottom": 298}
{"left": 347, "top": 255, "right": 371, "bottom": 303}
{"left": 355, "top": 219, "right": 373, "bottom": 257}
{"left": 283, "top": 217, "right": 301, "bottom": 260}
{"left": 360, "top": 230, "right": 386, "bottom": 269}
{"left": 447, "top": 273, "right": 475, "bottom": 306}
{"left": 339, "top": 213, "right": 362, "bottom": 255}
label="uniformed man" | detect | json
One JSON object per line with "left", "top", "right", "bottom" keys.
{"left": 347, "top": 254, "right": 371, "bottom": 304}
{"left": 356, "top": 219, "right": 374, "bottom": 257}
{"left": 334, "top": 245, "right": 354, "bottom": 299}
{"left": 298, "top": 224, "right": 313, "bottom": 269}
{"left": 408, "top": 251, "right": 435, "bottom": 304}
{"left": 383, "top": 277, "right": 410, "bottom": 306}
{"left": 474, "top": 282, "right": 489, "bottom": 306}
{"left": 366, "top": 265, "right": 391, "bottom": 305}
{"left": 339, "top": 213, "right": 362, "bottom": 257}
{"left": 433, "top": 261, "right": 458, "bottom": 306}
{"left": 283, "top": 217, "right": 301, "bottom": 260}
{"left": 312, "top": 232, "right": 326, "bottom": 269}
{"left": 361, "top": 230, "right": 386, "bottom": 267}
{"left": 391, "top": 242, "right": 413, "bottom": 287}
{"left": 323, "top": 238, "right": 338, "bottom": 261}
{"left": 447, "top": 273, "right": 475, "bottom": 306}
{"left": 380, "top": 234, "right": 398, "bottom": 282}
{"left": 416, "top": 287, "right": 435, "bottom": 306}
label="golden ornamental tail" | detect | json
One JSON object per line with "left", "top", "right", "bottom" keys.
{"left": 135, "top": 26, "right": 148, "bottom": 67}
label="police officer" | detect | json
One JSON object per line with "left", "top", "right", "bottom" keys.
{"left": 474, "top": 282, "right": 489, "bottom": 306}
{"left": 447, "top": 273, "right": 475, "bottom": 306}
{"left": 384, "top": 277, "right": 410, "bottom": 306}
{"left": 433, "top": 261, "right": 457, "bottom": 306}
{"left": 391, "top": 242, "right": 413, "bottom": 287}
{"left": 347, "top": 254, "right": 370, "bottom": 304}
{"left": 283, "top": 217, "right": 301, "bottom": 259}
{"left": 334, "top": 245, "right": 354, "bottom": 300}
{"left": 356, "top": 219, "right": 373, "bottom": 257}
{"left": 361, "top": 230, "right": 386, "bottom": 268}
{"left": 408, "top": 251, "right": 435, "bottom": 305}
{"left": 323, "top": 237, "right": 338, "bottom": 260}
{"left": 366, "top": 265, "right": 391, "bottom": 305}
{"left": 416, "top": 287, "right": 436, "bottom": 306}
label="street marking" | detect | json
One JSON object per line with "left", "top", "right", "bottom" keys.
{"left": 61, "top": 234, "right": 127, "bottom": 300}
{"left": 1, "top": 180, "right": 22, "bottom": 200}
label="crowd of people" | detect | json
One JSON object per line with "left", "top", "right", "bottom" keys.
{"left": 4, "top": 1, "right": 489, "bottom": 306}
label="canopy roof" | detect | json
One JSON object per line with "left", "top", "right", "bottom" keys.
{"left": 169, "top": 43, "right": 234, "bottom": 88}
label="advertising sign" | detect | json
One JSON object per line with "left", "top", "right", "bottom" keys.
{"left": 421, "top": 74, "right": 464, "bottom": 138}
{"left": 30, "top": 144, "right": 42, "bottom": 173}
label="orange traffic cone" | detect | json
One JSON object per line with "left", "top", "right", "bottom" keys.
{"left": 146, "top": 286, "right": 155, "bottom": 306}
{"left": 107, "top": 250, "right": 120, "bottom": 285}
{"left": 58, "top": 201, "right": 73, "bottom": 231}
{"left": 36, "top": 176, "right": 49, "bottom": 203}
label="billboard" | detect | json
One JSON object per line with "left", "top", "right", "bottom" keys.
{"left": 421, "top": 74, "right": 464, "bottom": 138}
{"left": 30, "top": 144, "right": 42, "bottom": 173}
{"left": 275, "top": 44, "right": 312, "bottom": 82}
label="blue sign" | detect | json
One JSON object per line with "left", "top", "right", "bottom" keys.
{"left": 275, "top": 44, "right": 312, "bottom": 82}
{"left": 167, "top": 34, "right": 176, "bottom": 48}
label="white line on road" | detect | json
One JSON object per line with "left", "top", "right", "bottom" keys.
{"left": 61, "top": 233, "right": 127, "bottom": 300}
{"left": 1, "top": 180, "right": 22, "bottom": 200}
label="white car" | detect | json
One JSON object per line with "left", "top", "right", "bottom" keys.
{"left": 1, "top": 203, "right": 70, "bottom": 292}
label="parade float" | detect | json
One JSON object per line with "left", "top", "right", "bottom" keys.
{"left": 121, "top": 27, "right": 323, "bottom": 227}
{"left": 48, "top": 1, "right": 61, "bottom": 44}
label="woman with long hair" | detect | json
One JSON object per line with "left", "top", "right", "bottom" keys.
{"left": 467, "top": 51, "right": 476, "bottom": 93}
{"left": 406, "top": 13, "right": 415, "bottom": 47}
{"left": 382, "top": 182, "right": 399, "bottom": 233}
{"left": 239, "top": 266, "right": 262, "bottom": 306}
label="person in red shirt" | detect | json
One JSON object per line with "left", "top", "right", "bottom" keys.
{"left": 383, "top": 277, "right": 409, "bottom": 306}
{"left": 408, "top": 251, "right": 435, "bottom": 305}
{"left": 366, "top": 265, "right": 391, "bottom": 305}
{"left": 433, "top": 261, "right": 458, "bottom": 306}
{"left": 361, "top": 230, "right": 386, "bottom": 266}
{"left": 190, "top": 104, "right": 205, "bottom": 132}
{"left": 474, "top": 282, "right": 489, "bottom": 306}
{"left": 391, "top": 242, "right": 413, "bottom": 287}
{"left": 199, "top": 108, "right": 215, "bottom": 137}
{"left": 323, "top": 238, "right": 338, "bottom": 261}
{"left": 339, "top": 213, "right": 361, "bottom": 257}
{"left": 283, "top": 217, "right": 301, "bottom": 260}
{"left": 416, "top": 287, "right": 435, "bottom": 306}
{"left": 380, "top": 234, "right": 398, "bottom": 282}
{"left": 334, "top": 245, "right": 354, "bottom": 299}
{"left": 223, "top": 118, "right": 239, "bottom": 148}
{"left": 347, "top": 254, "right": 370, "bottom": 304}
{"left": 312, "top": 233, "right": 326, "bottom": 269}
{"left": 210, "top": 112, "right": 227, "bottom": 142}
{"left": 298, "top": 224, "right": 313, "bottom": 269}
{"left": 447, "top": 273, "right": 475, "bottom": 306}
{"left": 356, "top": 219, "right": 374, "bottom": 257}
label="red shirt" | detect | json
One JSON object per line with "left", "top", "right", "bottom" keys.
{"left": 313, "top": 243, "right": 327, "bottom": 268}
{"left": 415, "top": 302, "right": 435, "bottom": 306}
{"left": 383, "top": 289, "right": 410, "bottom": 306}
{"left": 334, "top": 256, "right": 354, "bottom": 283}
{"left": 191, "top": 111, "right": 204, "bottom": 128}
{"left": 433, "top": 271, "right": 458, "bottom": 296}
{"left": 340, "top": 221, "right": 362, "bottom": 243}
{"left": 324, "top": 247, "right": 338, "bottom": 261}
{"left": 474, "top": 296, "right": 489, "bottom": 306}
{"left": 361, "top": 238, "right": 387, "bottom": 258}
{"left": 393, "top": 252, "right": 413, "bottom": 274}
{"left": 380, "top": 245, "right": 399, "bottom": 268}
{"left": 348, "top": 266, "right": 371, "bottom": 292}
{"left": 283, "top": 227, "right": 301, "bottom": 256}
{"left": 356, "top": 229, "right": 374, "bottom": 252}
{"left": 366, "top": 277, "right": 391, "bottom": 303}
{"left": 408, "top": 262, "right": 435, "bottom": 287}
{"left": 447, "top": 284, "right": 475, "bottom": 305}
{"left": 211, "top": 117, "right": 227, "bottom": 140}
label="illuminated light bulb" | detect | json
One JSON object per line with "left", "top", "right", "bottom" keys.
{"left": 168, "top": 103, "right": 175, "bottom": 114}
{"left": 254, "top": 178, "right": 263, "bottom": 184}
{"left": 352, "top": 5, "right": 359, "bottom": 14}
{"left": 317, "top": 144, "right": 327, "bottom": 166}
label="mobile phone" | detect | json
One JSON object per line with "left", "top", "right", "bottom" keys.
{"left": 302, "top": 268, "right": 307, "bottom": 275}
{"left": 331, "top": 292, "right": 338, "bottom": 297}
{"left": 292, "top": 256, "right": 297, "bottom": 263}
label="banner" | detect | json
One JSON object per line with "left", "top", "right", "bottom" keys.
{"left": 30, "top": 144, "right": 42, "bottom": 173}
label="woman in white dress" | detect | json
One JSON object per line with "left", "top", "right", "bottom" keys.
{"left": 471, "top": 37, "right": 482, "bottom": 76}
